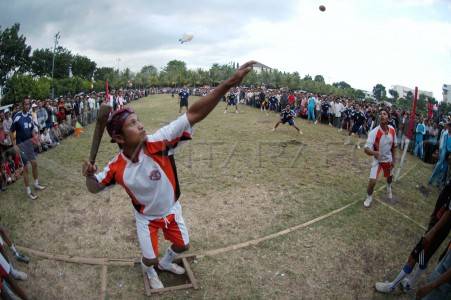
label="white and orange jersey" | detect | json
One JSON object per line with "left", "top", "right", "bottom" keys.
{"left": 95, "top": 114, "right": 193, "bottom": 219}
{"left": 365, "top": 125, "right": 397, "bottom": 163}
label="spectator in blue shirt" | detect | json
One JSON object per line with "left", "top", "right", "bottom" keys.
{"left": 9, "top": 98, "right": 46, "bottom": 200}
{"left": 179, "top": 88, "right": 189, "bottom": 114}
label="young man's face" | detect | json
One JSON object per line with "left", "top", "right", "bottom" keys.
{"left": 380, "top": 110, "right": 389, "bottom": 125}
{"left": 118, "top": 114, "right": 146, "bottom": 146}
{"left": 23, "top": 99, "right": 30, "bottom": 112}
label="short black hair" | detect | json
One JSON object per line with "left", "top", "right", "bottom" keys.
{"left": 379, "top": 107, "right": 391, "bottom": 118}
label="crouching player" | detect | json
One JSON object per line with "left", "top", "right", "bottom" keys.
{"left": 272, "top": 104, "right": 303, "bottom": 135}
{"left": 82, "top": 61, "right": 255, "bottom": 289}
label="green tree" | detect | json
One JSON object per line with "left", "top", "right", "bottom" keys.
{"left": 314, "top": 75, "right": 325, "bottom": 83}
{"left": 354, "top": 89, "right": 365, "bottom": 100}
{"left": 31, "top": 48, "right": 53, "bottom": 77}
{"left": 2, "top": 74, "right": 34, "bottom": 104}
{"left": 32, "top": 77, "right": 51, "bottom": 99}
{"left": 372, "top": 84, "right": 386, "bottom": 101}
{"left": 162, "top": 60, "right": 187, "bottom": 87}
{"left": 94, "top": 67, "right": 116, "bottom": 81}
{"left": 71, "top": 55, "right": 96, "bottom": 80}
{"left": 388, "top": 89, "right": 399, "bottom": 100}
{"left": 333, "top": 81, "right": 351, "bottom": 89}
{"left": 53, "top": 47, "right": 73, "bottom": 79}
{"left": 140, "top": 65, "right": 158, "bottom": 76}
{"left": 0, "top": 23, "right": 32, "bottom": 86}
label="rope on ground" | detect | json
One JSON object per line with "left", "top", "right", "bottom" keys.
{"left": 375, "top": 162, "right": 427, "bottom": 231}
{"left": 16, "top": 161, "right": 422, "bottom": 265}
{"left": 100, "top": 264, "right": 108, "bottom": 300}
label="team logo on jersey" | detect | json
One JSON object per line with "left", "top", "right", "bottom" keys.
{"left": 149, "top": 169, "right": 161, "bottom": 181}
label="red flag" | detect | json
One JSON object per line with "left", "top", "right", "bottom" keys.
{"left": 427, "top": 101, "right": 433, "bottom": 119}
{"left": 406, "top": 87, "right": 418, "bottom": 140}
{"left": 105, "top": 79, "right": 110, "bottom": 103}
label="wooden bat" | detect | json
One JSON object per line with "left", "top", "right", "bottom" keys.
{"left": 89, "top": 104, "right": 111, "bottom": 164}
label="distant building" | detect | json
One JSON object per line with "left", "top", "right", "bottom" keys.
{"left": 391, "top": 85, "right": 433, "bottom": 99}
{"left": 443, "top": 84, "right": 451, "bottom": 104}
{"left": 362, "top": 90, "right": 375, "bottom": 100}
{"left": 252, "top": 62, "right": 272, "bottom": 74}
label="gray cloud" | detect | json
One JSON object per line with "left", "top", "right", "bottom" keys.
{"left": 0, "top": 0, "right": 297, "bottom": 55}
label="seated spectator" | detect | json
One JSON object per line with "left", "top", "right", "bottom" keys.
{"left": 40, "top": 128, "right": 57, "bottom": 149}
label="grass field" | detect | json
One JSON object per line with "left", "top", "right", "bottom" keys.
{"left": 1, "top": 95, "right": 446, "bottom": 299}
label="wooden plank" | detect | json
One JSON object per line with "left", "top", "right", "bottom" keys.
{"left": 150, "top": 284, "right": 193, "bottom": 294}
{"left": 100, "top": 265, "right": 108, "bottom": 300}
{"left": 182, "top": 258, "right": 199, "bottom": 290}
{"left": 142, "top": 269, "right": 152, "bottom": 296}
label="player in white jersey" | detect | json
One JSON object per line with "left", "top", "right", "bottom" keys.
{"left": 363, "top": 108, "right": 397, "bottom": 208}
{"left": 83, "top": 61, "right": 255, "bottom": 289}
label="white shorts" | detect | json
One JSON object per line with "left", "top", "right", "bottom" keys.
{"left": 135, "top": 203, "right": 189, "bottom": 259}
{"left": 369, "top": 161, "right": 393, "bottom": 180}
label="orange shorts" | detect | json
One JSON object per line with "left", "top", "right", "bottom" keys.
{"left": 369, "top": 161, "right": 393, "bottom": 179}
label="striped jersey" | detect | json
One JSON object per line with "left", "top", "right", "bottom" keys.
{"left": 95, "top": 114, "right": 192, "bottom": 219}
{"left": 365, "top": 125, "right": 397, "bottom": 163}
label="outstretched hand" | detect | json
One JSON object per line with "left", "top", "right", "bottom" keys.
{"left": 226, "top": 60, "right": 257, "bottom": 87}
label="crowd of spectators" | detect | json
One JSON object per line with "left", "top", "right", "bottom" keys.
{"left": 0, "top": 89, "right": 149, "bottom": 194}
{"left": 157, "top": 86, "right": 451, "bottom": 185}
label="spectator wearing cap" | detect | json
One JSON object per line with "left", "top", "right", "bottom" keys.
{"left": 9, "top": 98, "right": 46, "bottom": 200}
{"left": 30, "top": 103, "right": 38, "bottom": 126}
{"left": 2, "top": 110, "right": 12, "bottom": 135}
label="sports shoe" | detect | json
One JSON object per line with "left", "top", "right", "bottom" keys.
{"left": 27, "top": 192, "right": 38, "bottom": 200}
{"left": 363, "top": 197, "right": 373, "bottom": 208}
{"left": 375, "top": 281, "right": 395, "bottom": 293}
{"left": 11, "top": 268, "right": 27, "bottom": 281}
{"left": 34, "top": 183, "right": 46, "bottom": 191}
{"left": 235, "top": 111, "right": 239, "bottom": 114}
{"left": 314, "top": 120, "right": 318, "bottom": 125}
{"left": 356, "top": 144, "right": 361, "bottom": 149}
{"left": 146, "top": 272, "right": 164, "bottom": 289}
{"left": 224, "top": 110, "right": 227, "bottom": 114}
{"left": 299, "top": 130, "right": 303, "bottom": 135}
{"left": 400, "top": 277, "right": 412, "bottom": 292}
{"left": 158, "top": 263, "right": 185, "bottom": 275}
{"left": 14, "top": 252, "right": 30, "bottom": 264}
{"left": 272, "top": 128, "right": 276, "bottom": 132}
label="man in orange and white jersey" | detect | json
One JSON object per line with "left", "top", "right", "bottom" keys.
{"left": 82, "top": 61, "right": 255, "bottom": 289}
{"left": 363, "top": 108, "right": 397, "bottom": 208}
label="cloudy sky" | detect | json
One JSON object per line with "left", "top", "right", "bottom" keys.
{"left": 1, "top": 0, "right": 450, "bottom": 99}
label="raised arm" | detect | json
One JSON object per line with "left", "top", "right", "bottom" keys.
{"left": 186, "top": 61, "right": 255, "bottom": 126}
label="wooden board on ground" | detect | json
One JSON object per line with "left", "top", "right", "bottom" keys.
{"left": 142, "top": 254, "right": 198, "bottom": 296}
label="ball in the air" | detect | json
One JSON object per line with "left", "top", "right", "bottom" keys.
{"left": 319, "top": 5, "right": 326, "bottom": 12}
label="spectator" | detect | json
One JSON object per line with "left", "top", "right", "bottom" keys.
{"left": 415, "top": 117, "right": 427, "bottom": 159}
{"left": 36, "top": 100, "right": 48, "bottom": 131}
{"left": 9, "top": 98, "right": 46, "bottom": 200}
